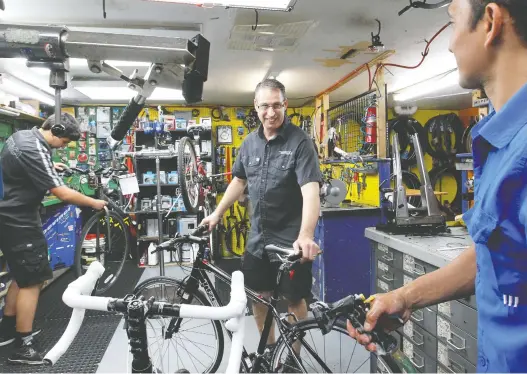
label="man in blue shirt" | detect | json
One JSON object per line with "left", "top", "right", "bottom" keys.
{"left": 348, "top": 0, "right": 527, "bottom": 372}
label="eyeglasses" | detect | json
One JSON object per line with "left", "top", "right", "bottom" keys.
{"left": 256, "top": 102, "right": 285, "bottom": 111}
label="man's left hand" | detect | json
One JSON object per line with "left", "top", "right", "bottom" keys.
{"left": 53, "top": 162, "right": 68, "bottom": 172}
{"left": 293, "top": 235, "right": 321, "bottom": 263}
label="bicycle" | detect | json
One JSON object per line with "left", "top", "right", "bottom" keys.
{"left": 176, "top": 133, "right": 233, "bottom": 257}
{"left": 42, "top": 260, "right": 247, "bottom": 374}
{"left": 62, "top": 164, "right": 134, "bottom": 294}
{"left": 133, "top": 226, "right": 402, "bottom": 373}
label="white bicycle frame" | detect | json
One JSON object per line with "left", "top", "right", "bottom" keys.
{"left": 44, "top": 261, "right": 246, "bottom": 374}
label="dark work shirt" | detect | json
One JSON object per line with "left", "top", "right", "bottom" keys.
{"left": 232, "top": 120, "right": 323, "bottom": 258}
{"left": 0, "top": 127, "right": 64, "bottom": 227}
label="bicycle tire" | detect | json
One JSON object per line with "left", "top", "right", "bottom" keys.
{"left": 178, "top": 136, "right": 201, "bottom": 214}
{"left": 133, "top": 276, "right": 225, "bottom": 374}
{"left": 74, "top": 210, "right": 130, "bottom": 295}
{"left": 429, "top": 166, "right": 462, "bottom": 210}
{"left": 271, "top": 318, "right": 401, "bottom": 373}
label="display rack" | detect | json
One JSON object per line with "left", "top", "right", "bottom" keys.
{"left": 131, "top": 109, "right": 213, "bottom": 272}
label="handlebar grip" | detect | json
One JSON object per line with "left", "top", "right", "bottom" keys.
{"left": 190, "top": 225, "right": 208, "bottom": 236}
{"left": 111, "top": 96, "right": 145, "bottom": 141}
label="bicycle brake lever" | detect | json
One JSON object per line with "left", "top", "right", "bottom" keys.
{"left": 348, "top": 305, "right": 399, "bottom": 355}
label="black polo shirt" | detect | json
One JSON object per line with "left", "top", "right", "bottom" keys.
{"left": 0, "top": 127, "right": 64, "bottom": 227}
{"left": 232, "top": 120, "right": 323, "bottom": 259}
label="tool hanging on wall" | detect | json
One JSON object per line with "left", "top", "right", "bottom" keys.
{"left": 244, "top": 109, "right": 259, "bottom": 132}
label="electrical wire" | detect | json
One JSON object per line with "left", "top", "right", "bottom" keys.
{"left": 367, "top": 21, "right": 452, "bottom": 91}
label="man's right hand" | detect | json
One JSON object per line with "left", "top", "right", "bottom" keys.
{"left": 91, "top": 199, "right": 108, "bottom": 211}
{"left": 346, "top": 290, "right": 412, "bottom": 352}
{"left": 200, "top": 212, "right": 222, "bottom": 231}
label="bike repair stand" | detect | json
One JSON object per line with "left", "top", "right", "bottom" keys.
{"left": 377, "top": 133, "right": 447, "bottom": 235}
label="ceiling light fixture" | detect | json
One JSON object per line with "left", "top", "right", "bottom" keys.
{"left": 393, "top": 69, "right": 460, "bottom": 102}
{"left": 143, "top": 0, "right": 295, "bottom": 11}
{"left": 0, "top": 74, "right": 55, "bottom": 106}
{"left": 75, "top": 86, "right": 184, "bottom": 101}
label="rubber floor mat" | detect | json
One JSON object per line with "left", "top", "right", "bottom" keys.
{"left": 0, "top": 260, "right": 144, "bottom": 373}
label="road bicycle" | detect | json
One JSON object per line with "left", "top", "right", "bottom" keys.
{"left": 62, "top": 164, "right": 135, "bottom": 294}
{"left": 176, "top": 132, "right": 236, "bottom": 258}
{"left": 42, "top": 259, "right": 247, "bottom": 374}
{"left": 133, "top": 226, "right": 402, "bottom": 373}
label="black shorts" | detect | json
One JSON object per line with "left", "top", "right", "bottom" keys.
{"left": 0, "top": 223, "right": 53, "bottom": 288}
{"left": 241, "top": 251, "right": 312, "bottom": 302}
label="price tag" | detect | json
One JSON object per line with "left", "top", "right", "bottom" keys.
{"left": 119, "top": 173, "right": 140, "bottom": 195}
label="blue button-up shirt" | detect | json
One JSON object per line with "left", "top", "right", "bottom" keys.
{"left": 463, "top": 83, "right": 527, "bottom": 372}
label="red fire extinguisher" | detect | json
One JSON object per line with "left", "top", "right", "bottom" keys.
{"left": 364, "top": 106, "right": 377, "bottom": 144}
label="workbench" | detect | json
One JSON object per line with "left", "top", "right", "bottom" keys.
{"left": 365, "top": 227, "right": 478, "bottom": 373}
{"left": 311, "top": 204, "right": 380, "bottom": 302}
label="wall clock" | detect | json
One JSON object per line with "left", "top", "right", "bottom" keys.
{"left": 217, "top": 125, "right": 233, "bottom": 144}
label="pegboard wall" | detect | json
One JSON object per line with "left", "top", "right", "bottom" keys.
{"left": 71, "top": 104, "right": 314, "bottom": 259}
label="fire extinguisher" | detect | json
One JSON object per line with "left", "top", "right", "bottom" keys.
{"left": 364, "top": 106, "right": 377, "bottom": 144}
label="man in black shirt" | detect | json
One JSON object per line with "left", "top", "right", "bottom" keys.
{"left": 201, "top": 79, "right": 322, "bottom": 362}
{"left": 0, "top": 113, "right": 107, "bottom": 364}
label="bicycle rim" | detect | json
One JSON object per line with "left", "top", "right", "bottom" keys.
{"left": 271, "top": 318, "right": 401, "bottom": 373}
{"left": 177, "top": 136, "right": 201, "bottom": 213}
{"left": 75, "top": 210, "right": 130, "bottom": 295}
{"left": 133, "top": 276, "right": 224, "bottom": 373}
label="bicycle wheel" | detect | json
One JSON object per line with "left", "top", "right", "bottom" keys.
{"left": 133, "top": 276, "right": 224, "bottom": 373}
{"left": 74, "top": 210, "right": 130, "bottom": 295}
{"left": 271, "top": 318, "right": 401, "bottom": 373}
{"left": 178, "top": 136, "right": 201, "bottom": 213}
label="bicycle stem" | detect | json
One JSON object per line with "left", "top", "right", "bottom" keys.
{"left": 127, "top": 299, "right": 153, "bottom": 373}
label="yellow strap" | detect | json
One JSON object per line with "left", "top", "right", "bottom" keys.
{"left": 364, "top": 295, "right": 376, "bottom": 304}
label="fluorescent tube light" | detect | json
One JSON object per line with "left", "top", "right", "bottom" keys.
{"left": 143, "top": 0, "right": 295, "bottom": 11}
{"left": 0, "top": 75, "right": 55, "bottom": 106}
{"left": 393, "top": 70, "right": 460, "bottom": 102}
{"left": 75, "top": 86, "right": 184, "bottom": 101}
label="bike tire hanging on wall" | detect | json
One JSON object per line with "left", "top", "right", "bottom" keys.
{"left": 429, "top": 165, "right": 462, "bottom": 211}
{"left": 388, "top": 116, "right": 426, "bottom": 169}
{"left": 462, "top": 120, "right": 476, "bottom": 154}
{"left": 423, "top": 113, "right": 464, "bottom": 162}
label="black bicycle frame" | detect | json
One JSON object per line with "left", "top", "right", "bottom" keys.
{"left": 166, "top": 241, "right": 322, "bottom": 373}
